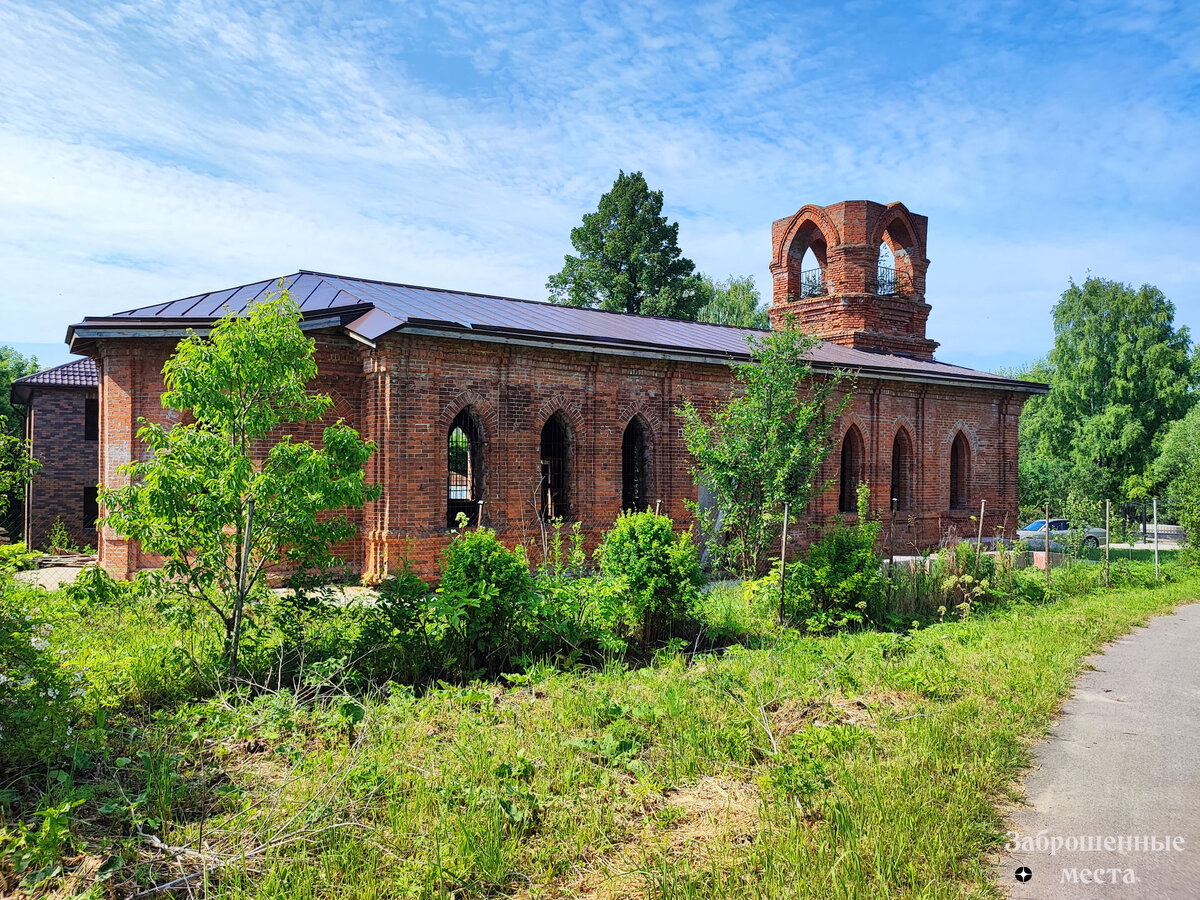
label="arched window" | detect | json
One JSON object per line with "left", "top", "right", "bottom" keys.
{"left": 838, "top": 425, "right": 865, "bottom": 513}
{"left": 621, "top": 417, "right": 649, "bottom": 512}
{"left": 447, "top": 408, "right": 484, "bottom": 528}
{"left": 890, "top": 429, "right": 913, "bottom": 511}
{"left": 877, "top": 242, "right": 898, "bottom": 294}
{"left": 540, "top": 413, "right": 570, "bottom": 521}
{"left": 949, "top": 431, "right": 970, "bottom": 510}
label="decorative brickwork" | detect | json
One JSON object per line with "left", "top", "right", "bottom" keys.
{"left": 75, "top": 199, "right": 1040, "bottom": 581}
{"left": 769, "top": 200, "right": 939, "bottom": 359}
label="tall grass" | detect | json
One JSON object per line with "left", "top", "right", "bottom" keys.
{"left": 3, "top": 570, "right": 1197, "bottom": 898}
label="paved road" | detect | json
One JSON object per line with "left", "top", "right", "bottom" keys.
{"left": 1000, "top": 603, "right": 1200, "bottom": 898}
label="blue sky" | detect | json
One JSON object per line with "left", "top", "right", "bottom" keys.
{"left": 2, "top": 0, "right": 1198, "bottom": 372}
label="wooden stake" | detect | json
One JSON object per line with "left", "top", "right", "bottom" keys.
{"left": 778, "top": 502, "right": 790, "bottom": 624}
{"left": 975, "top": 499, "right": 986, "bottom": 570}
{"left": 477, "top": 499, "right": 484, "bottom": 531}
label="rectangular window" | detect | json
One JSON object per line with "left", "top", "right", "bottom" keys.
{"left": 83, "top": 486, "right": 99, "bottom": 528}
{"left": 84, "top": 398, "right": 99, "bottom": 442}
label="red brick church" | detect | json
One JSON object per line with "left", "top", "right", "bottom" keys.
{"left": 65, "top": 200, "right": 1043, "bottom": 580}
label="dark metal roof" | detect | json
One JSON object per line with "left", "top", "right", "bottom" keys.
{"left": 11, "top": 357, "right": 99, "bottom": 406}
{"left": 66, "top": 270, "right": 1044, "bottom": 393}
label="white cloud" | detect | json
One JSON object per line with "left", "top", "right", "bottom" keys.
{"left": 0, "top": 0, "right": 1197, "bottom": 374}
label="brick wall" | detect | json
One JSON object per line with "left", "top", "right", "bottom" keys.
{"left": 25, "top": 387, "right": 99, "bottom": 550}
{"left": 91, "top": 330, "right": 1028, "bottom": 581}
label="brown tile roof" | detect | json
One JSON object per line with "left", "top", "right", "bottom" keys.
{"left": 10, "top": 357, "right": 98, "bottom": 405}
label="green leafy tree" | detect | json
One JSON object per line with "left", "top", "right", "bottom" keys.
{"left": 0, "top": 346, "right": 38, "bottom": 438}
{"left": 1019, "top": 277, "right": 1195, "bottom": 504}
{"left": 547, "top": 170, "right": 707, "bottom": 320}
{"left": 101, "top": 293, "right": 380, "bottom": 677}
{"left": 679, "top": 323, "right": 849, "bottom": 578}
{"left": 697, "top": 274, "right": 770, "bottom": 329}
{"left": 0, "top": 415, "right": 38, "bottom": 517}
{"left": 0, "top": 348, "right": 39, "bottom": 524}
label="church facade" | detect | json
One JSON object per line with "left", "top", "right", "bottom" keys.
{"left": 66, "top": 200, "right": 1044, "bottom": 580}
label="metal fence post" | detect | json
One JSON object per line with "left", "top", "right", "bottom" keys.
{"left": 1105, "top": 499, "right": 1110, "bottom": 588}
{"left": 1153, "top": 497, "right": 1159, "bottom": 582}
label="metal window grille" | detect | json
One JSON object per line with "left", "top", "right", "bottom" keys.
{"left": 890, "top": 431, "right": 912, "bottom": 510}
{"left": 621, "top": 419, "right": 647, "bottom": 511}
{"left": 540, "top": 415, "right": 569, "bottom": 521}
{"left": 800, "top": 267, "right": 826, "bottom": 297}
{"left": 447, "top": 409, "right": 483, "bottom": 527}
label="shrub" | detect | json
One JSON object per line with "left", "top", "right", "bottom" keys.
{"left": 352, "top": 566, "right": 436, "bottom": 683}
{"left": 785, "top": 484, "right": 883, "bottom": 632}
{"left": 0, "top": 543, "right": 42, "bottom": 575}
{"left": 436, "top": 528, "right": 535, "bottom": 677}
{"left": 595, "top": 510, "right": 702, "bottom": 650}
{"left": 0, "top": 585, "right": 82, "bottom": 769}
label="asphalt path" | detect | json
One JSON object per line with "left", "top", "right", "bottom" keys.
{"left": 1000, "top": 602, "right": 1200, "bottom": 898}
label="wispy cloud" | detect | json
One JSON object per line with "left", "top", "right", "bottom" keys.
{"left": 1, "top": 0, "right": 1198, "bottom": 371}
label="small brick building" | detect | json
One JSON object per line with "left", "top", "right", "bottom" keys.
{"left": 9, "top": 358, "right": 101, "bottom": 550}
{"left": 66, "top": 200, "right": 1044, "bottom": 580}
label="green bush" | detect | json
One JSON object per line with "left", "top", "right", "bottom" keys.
{"left": 0, "top": 543, "right": 42, "bottom": 575}
{"left": 595, "top": 510, "right": 702, "bottom": 650}
{"left": 351, "top": 567, "right": 436, "bottom": 683}
{"left": 0, "top": 584, "right": 82, "bottom": 769}
{"left": 436, "top": 528, "right": 535, "bottom": 677}
{"left": 785, "top": 484, "right": 883, "bottom": 632}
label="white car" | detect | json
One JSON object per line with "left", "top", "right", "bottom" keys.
{"left": 1017, "top": 518, "right": 1106, "bottom": 549}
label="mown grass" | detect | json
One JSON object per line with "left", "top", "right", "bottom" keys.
{"left": 4, "top": 574, "right": 1198, "bottom": 899}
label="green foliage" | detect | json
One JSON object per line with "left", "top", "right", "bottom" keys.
{"left": 680, "top": 323, "right": 849, "bottom": 577}
{"left": 1174, "top": 458, "right": 1200, "bottom": 565}
{"left": 1019, "top": 277, "right": 1195, "bottom": 505}
{"left": 435, "top": 527, "right": 535, "bottom": 677}
{"left": 0, "top": 542, "right": 42, "bottom": 574}
{"left": 100, "top": 292, "right": 380, "bottom": 677}
{"left": 61, "top": 564, "right": 139, "bottom": 609}
{"left": 0, "top": 346, "right": 38, "bottom": 439}
{"left": 697, "top": 274, "right": 769, "bottom": 329}
{"left": 0, "top": 414, "right": 38, "bottom": 519}
{"left": 594, "top": 510, "right": 702, "bottom": 650}
{"left": 0, "top": 586, "right": 81, "bottom": 768}
{"left": 547, "top": 170, "right": 707, "bottom": 320}
{"left": 785, "top": 484, "right": 884, "bottom": 632}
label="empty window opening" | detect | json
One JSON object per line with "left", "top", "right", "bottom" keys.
{"left": 799, "top": 246, "right": 826, "bottom": 297}
{"left": 950, "top": 432, "right": 970, "bottom": 510}
{"left": 84, "top": 397, "right": 99, "bottom": 442}
{"left": 890, "top": 429, "right": 913, "bottom": 511}
{"left": 540, "top": 413, "right": 570, "bottom": 521}
{"left": 447, "top": 408, "right": 484, "bottom": 528}
{"left": 877, "top": 243, "right": 898, "bottom": 294}
{"left": 83, "top": 485, "right": 99, "bottom": 529}
{"left": 839, "top": 425, "right": 865, "bottom": 513}
{"left": 621, "top": 417, "right": 649, "bottom": 512}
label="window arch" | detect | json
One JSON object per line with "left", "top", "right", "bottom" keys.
{"left": 890, "top": 428, "right": 913, "bottom": 511}
{"left": 540, "top": 412, "right": 570, "bottom": 521}
{"left": 621, "top": 416, "right": 650, "bottom": 512}
{"left": 949, "top": 431, "right": 970, "bottom": 510}
{"left": 838, "top": 425, "right": 865, "bottom": 513}
{"left": 447, "top": 408, "right": 484, "bottom": 527}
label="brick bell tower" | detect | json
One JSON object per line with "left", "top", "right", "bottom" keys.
{"left": 768, "top": 201, "right": 938, "bottom": 360}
